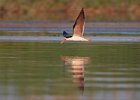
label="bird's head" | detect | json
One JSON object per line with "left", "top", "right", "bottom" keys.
{"left": 60, "top": 38, "right": 67, "bottom": 44}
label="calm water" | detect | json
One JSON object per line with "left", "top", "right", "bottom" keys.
{"left": 0, "top": 36, "right": 139, "bottom": 42}
{"left": 0, "top": 42, "right": 140, "bottom": 100}
{"left": 0, "top": 21, "right": 140, "bottom": 34}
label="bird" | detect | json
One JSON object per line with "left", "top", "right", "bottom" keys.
{"left": 61, "top": 8, "right": 90, "bottom": 43}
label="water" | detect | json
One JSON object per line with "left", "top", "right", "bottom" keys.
{"left": 0, "top": 36, "right": 139, "bottom": 42}
{"left": 1, "top": 27, "right": 140, "bottom": 34}
{"left": 0, "top": 21, "right": 140, "bottom": 34}
{"left": 0, "top": 21, "right": 140, "bottom": 100}
{"left": 0, "top": 42, "right": 140, "bottom": 100}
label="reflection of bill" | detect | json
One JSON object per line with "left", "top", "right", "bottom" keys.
{"left": 61, "top": 56, "right": 90, "bottom": 94}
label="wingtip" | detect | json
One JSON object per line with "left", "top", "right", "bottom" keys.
{"left": 81, "top": 8, "right": 84, "bottom": 14}
{"left": 81, "top": 8, "right": 84, "bottom": 11}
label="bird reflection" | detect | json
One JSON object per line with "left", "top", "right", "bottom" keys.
{"left": 61, "top": 56, "right": 90, "bottom": 94}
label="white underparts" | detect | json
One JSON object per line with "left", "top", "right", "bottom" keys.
{"left": 66, "top": 36, "right": 88, "bottom": 41}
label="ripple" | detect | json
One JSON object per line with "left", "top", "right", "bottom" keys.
{"left": 0, "top": 36, "right": 139, "bottom": 42}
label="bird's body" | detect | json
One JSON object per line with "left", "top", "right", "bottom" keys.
{"left": 66, "top": 36, "right": 88, "bottom": 41}
{"left": 61, "top": 8, "right": 90, "bottom": 43}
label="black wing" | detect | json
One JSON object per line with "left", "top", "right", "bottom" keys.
{"left": 63, "top": 31, "right": 72, "bottom": 38}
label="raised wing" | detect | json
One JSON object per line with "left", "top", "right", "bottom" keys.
{"left": 73, "top": 8, "right": 85, "bottom": 37}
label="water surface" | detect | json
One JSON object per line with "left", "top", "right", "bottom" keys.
{"left": 0, "top": 42, "right": 140, "bottom": 100}
{"left": 0, "top": 21, "right": 140, "bottom": 34}
{"left": 0, "top": 36, "right": 139, "bottom": 42}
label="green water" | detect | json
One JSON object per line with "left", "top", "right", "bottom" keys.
{"left": 0, "top": 42, "right": 140, "bottom": 100}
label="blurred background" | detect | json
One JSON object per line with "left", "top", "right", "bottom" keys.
{"left": 0, "top": 0, "right": 140, "bottom": 21}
